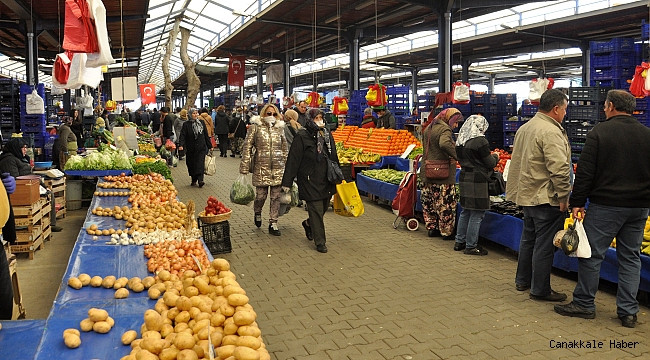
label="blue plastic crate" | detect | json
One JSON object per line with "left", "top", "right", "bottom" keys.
{"left": 569, "top": 87, "right": 611, "bottom": 102}
{"left": 590, "top": 52, "right": 637, "bottom": 68}
{"left": 590, "top": 79, "right": 628, "bottom": 89}
{"left": 20, "top": 122, "right": 46, "bottom": 133}
{"left": 568, "top": 105, "right": 604, "bottom": 121}
{"left": 633, "top": 112, "right": 650, "bottom": 124}
{"left": 386, "top": 86, "right": 409, "bottom": 95}
{"left": 635, "top": 98, "right": 648, "bottom": 110}
{"left": 521, "top": 104, "right": 538, "bottom": 116}
{"left": 589, "top": 38, "right": 635, "bottom": 53}
{"left": 503, "top": 134, "right": 515, "bottom": 148}
{"left": 565, "top": 123, "right": 595, "bottom": 138}
{"left": 591, "top": 67, "right": 635, "bottom": 80}
{"left": 643, "top": 20, "right": 649, "bottom": 40}
{"left": 503, "top": 120, "right": 526, "bottom": 132}
{"left": 471, "top": 93, "right": 488, "bottom": 104}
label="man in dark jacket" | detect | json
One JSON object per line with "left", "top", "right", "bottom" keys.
{"left": 151, "top": 108, "right": 161, "bottom": 133}
{"left": 139, "top": 108, "right": 150, "bottom": 127}
{"left": 281, "top": 110, "right": 339, "bottom": 253}
{"left": 375, "top": 108, "right": 396, "bottom": 129}
{"left": 213, "top": 105, "right": 231, "bottom": 157}
{"left": 295, "top": 101, "right": 309, "bottom": 127}
{"left": 554, "top": 90, "right": 650, "bottom": 328}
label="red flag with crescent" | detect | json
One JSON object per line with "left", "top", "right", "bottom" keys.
{"left": 228, "top": 56, "right": 246, "bottom": 87}
{"left": 139, "top": 84, "right": 156, "bottom": 104}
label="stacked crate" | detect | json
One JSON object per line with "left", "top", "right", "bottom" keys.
{"left": 3, "top": 242, "right": 26, "bottom": 319}
{"left": 632, "top": 97, "right": 650, "bottom": 128}
{"left": 589, "top": 38, "right": 636, "bottom": 89}
{"left": 417, "top": 93, "right": 435, "bottom": 114}
{"left": 344, "top": 89, "right": 368, "bottom": 126}
{"left": 502, "top": 116, "right": 527, "bottom": 149}
{"left": 11, "top": 198, "right": 51, "bottom": 260}
{"left": 386, "top": 85, "right": 410, "bottom": 129}
{"left": 470, "top": 93, "right": 516, "bottom": 149}
{"left": 0, "top": 78, "right": 20, "bottom": 143}
{"left": 565, "top": 87, "right": 610, "bottom": 162}
{"left": 45, "top": 177, "right": 67, "bottom": 219}
{"left": 19, "top": 83, "right": 48, "bottom": 148}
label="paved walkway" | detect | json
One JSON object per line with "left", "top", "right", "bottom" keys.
{"left": 174, "top": 154, "right": 646, "bottom": 360}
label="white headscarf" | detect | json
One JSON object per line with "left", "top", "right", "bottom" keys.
{"left": 456, "top": 115, "right": 489, "bottom": 146}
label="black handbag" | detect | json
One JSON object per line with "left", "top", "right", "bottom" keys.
{"left": 488, "top": 171, "right": 506, "bottom": 196}
{"left": 327, "top": 158, "right": 344, "bottom": 184}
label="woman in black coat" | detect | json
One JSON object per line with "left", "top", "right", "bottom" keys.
{"left": 70, "top": 109, "right": 84, "bottom": 148}
{"left": 281, "top": 110, "right": 339, "bottom": 253}
{"left": 178, "top": 109, "right": 212, "bottom": 187}
{"left": 213, "top": 105, "right": 231, "bottom": 157}
{"left": 228, "top": 107, "right": 248, "bottom": 157}
{"left": 454, "top": 115, "right": 498, "bottom": 256}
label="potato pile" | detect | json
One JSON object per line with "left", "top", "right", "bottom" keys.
{"left": 63, "top": 308, "right": 115, "bottom": 349}
{"left": 68, "top": 274, "right": 156, "bottom": 299}
{"left": 122, "top": 259, "right": 269, "bottom": 360}
{"left": 94, "top": 190, "right": 132, "bottom": 197}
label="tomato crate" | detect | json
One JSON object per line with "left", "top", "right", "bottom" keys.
{"left": 199, "top": 220, "right": 232, "bottom": 255}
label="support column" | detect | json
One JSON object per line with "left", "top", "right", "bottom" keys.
{"left": 284, "top": 55, "right": 291, "bottom": 97}
{"left": 489, "top": 74, "right": 496, "bottom": 93}
{"left": 437, "top": 11, "right": 452, "bottom": 93}
{"left": 581, "top": 41, "right": 590, "bottom": 86}
{"left": 210, "top": 87, "right": 215, "bottom": 108}
{"left": 63, "top": 90, "right": 71, "bottom": 115}
{"left": 461, "top": 59, "right": 470, "bottom": 83}
{"left": 200, "top": 86, "right": 204, "bottom": 109}
{"left": 348, "top": 31, "right": 360, "bottom": 92}
{"left": 411, "top": 67, "right": 418, "bottom": 112}
{"left": 25, "top": 21, "right": 36, "bottom": 85}
{"left": 256, "top": 64, "right": 263, "bottom": 95}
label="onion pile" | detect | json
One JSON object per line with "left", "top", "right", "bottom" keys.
{"left": 144, "top": 239, "right": 210, "bottom": 275}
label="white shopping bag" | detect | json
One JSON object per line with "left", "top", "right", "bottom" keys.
{"left": 26, "top": 90, "right": 45, "bottom": 114}
{"left": 528, "top": 78, "right": 549, "bottom": 101}
{"left": 570, "top": 219, "right": 592, "bottom": 259}
{"left": 204, "top": 151, "right": 217, "bottom": 176}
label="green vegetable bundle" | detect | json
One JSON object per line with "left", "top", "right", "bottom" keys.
{"left": 407, "top": 147, "right": 423, "bottom": 159}
{"left": 64, "top": 148, "right": 132, "bottom": 171}
{"left": 131, "top": 160, "right": 173, "bottom": 181}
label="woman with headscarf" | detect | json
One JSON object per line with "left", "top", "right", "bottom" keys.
{"left": 281, "top": 109, "right": 339, "bottom": 253}
{"left": 420, "top": 107, "right": 463, "bottom": 240}
{"left": 174, "top": 109, "right": 188, "bottom": 160}
{"left": 282, "top": 108, "right": 301, "bottom": 148}
{"left": 453, "top": 115, "right": 499, "bottom": 255}
{"left": 240, "top": 104, "right": 288, "bottom": 236}
{"left": 70, "top": 109, "right": 84, "bottom": 148}
{"left": 178, "top": 109, "right": 213, "bottom": 187}
{"left": 52, "top": 116, "right": 77, "bottom": 169}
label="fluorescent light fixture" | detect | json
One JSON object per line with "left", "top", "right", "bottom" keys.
{"left": 578, "top": 29, "right": 606, "bottom": 36}
{"left": 262, "top": 38, "right": 273, "bottom": 44}
{"left": 275, "top": 31, "right": 287, "bottom": 38}
{"left": 473, "top": 46, "right": 489, "bottom": 51}
{"left": 404, "top": 18, "right": 425, "bottom": 27}
{"left": 324, "top": 15, "right": 340, "bottom": 24}
{"left": 354, "top": 0, "right": 375, "bottom": 11}
{"left": 502, "top": 39, "right": 523, "bottom": 46}
{"left": 251, "top": 44, "right": 260, "bottom": 49}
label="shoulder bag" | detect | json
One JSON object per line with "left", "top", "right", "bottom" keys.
{"left": 423, "top": 127, "right": 450, "bottom": 180}
{"left": 487, "top": 171, "right": 506, "bottom": 196}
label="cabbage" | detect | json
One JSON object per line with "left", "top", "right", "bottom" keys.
{"left": 63, "top": 148, "right": 133, "bottom": 170}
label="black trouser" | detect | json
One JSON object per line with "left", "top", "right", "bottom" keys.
{"left": 306, "top": 198, "right": 330, "bottom": 247}
{"left": 191, "top": 173, "right": 204, "bottom": 184}
{"left": 217, "top": 134, "right": 229, "bottom": 156}
{"left": 0, "top": 246, "right": 13, "bottom": 320}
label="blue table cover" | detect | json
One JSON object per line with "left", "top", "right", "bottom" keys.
{"left": 356, "top": 174, "right": 422, "bottom": 211}
{"left": 0, "top": 320, "right": 46, "bottom": 359}
{"left": 65, "top": 170, "right": 133, "bottom": 177}
{"left": 369, "top": 155, "right": 400, "bottom": 169}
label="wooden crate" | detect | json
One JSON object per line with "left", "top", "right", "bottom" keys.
{"left": 12, "top": 199, "right": 43, "bottom": 218}
{"left": 54, "top": 197, "right": 66, "bottom": 219}
{"left": 11, "top": 233, "right": 44, "bottom": 260}
{"left": 9, "top": 259, "right": 26, "bottom": 320}
{"left": 41, "top": 224, "right": 52, "bottom": 242}
{"left": 44, "top": 177, "right": 66, "bottom": 194}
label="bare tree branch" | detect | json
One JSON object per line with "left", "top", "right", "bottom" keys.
{"left": 180, "top": 27, "right": 201, "bottom": 110}
{"left": 162, "top": 18, "right": 181, "bottom": 109}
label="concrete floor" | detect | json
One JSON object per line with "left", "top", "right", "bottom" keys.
{"left": 15, "top": 155, "right": 650, "bottom": 359}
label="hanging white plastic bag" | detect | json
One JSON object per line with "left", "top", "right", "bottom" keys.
{"left": 452, "top": 81, "right": 470, "bottom": 103}
{"left": 528, "top": 78, "right": 550, "bottom": 101}
{"left": 26, "top": 89, "right": 45, "bottom": 114}
{"left": 67, "top": 53, "right": 103, "bottom": 89}
{"left": 570, "top": 219, "right": 592, "bottom": 258}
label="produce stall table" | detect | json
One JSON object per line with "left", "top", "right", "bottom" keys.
{"left": 21, "top": 182, "right": 214, "bottom": 359}
{"left": 368, "top": 155, "right": 400, "bottom": 169}
{"left": 0, "top": 319, "right": 46, "bottom": 359}
{"left": 64, "top": 170, "right": 133, "bottom": 177}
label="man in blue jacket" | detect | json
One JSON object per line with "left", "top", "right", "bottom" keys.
{"left": 554, "top": 90, "right": 650, "bottom": 328}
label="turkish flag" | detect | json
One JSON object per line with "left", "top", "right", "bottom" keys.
{"left": 228, "top": 56, "right": 246, "bottom": 87}
{"left": 139, "top": 84, "right": 156, "bottom": 104}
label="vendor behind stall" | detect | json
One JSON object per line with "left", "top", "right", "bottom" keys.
{"left": 52, "top": 116, "right": 77, "bottom": 169}
{"left": 0, "top": 138, "right": 63, "bottom": 232}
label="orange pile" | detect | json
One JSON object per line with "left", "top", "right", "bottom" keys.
{"left": 332, "top": 125, "right": 357, "bottom": 143}
{"left": 335, "top": 127, "right": 421, "bottom": 156}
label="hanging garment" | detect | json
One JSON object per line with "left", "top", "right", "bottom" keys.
{"left": 86, "top": 0, "right": 115, "bottom": 67}
{"left": 63, "top": 0, "right": 99, "bottom": 53}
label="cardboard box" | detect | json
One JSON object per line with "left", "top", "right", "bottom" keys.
{"left": 9, "top": 178, "right": 40, "bottom": 205}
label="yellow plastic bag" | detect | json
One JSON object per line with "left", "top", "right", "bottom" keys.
{"left": 333, "top": 181, "right": 364, "bottom": 217}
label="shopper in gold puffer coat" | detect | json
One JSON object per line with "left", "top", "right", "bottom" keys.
{"left": 239, "top": 104, "right": 288, "bottom": 236}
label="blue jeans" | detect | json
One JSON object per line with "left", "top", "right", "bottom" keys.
{"left": 455, "top": 209, "right": 485, "bottom": 249}
{"left": 572, "top": 204, "right": 648, "bottom": 317}
{"left": 515, "top": 205, "right": 565, "bottom": 296}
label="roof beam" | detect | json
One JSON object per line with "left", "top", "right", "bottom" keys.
{"left": 216, "top": 47, "right": 274, "bottom": 59}
{"left": 1, "top": 0, "right": 59, "bottom": 47}
{"left": 256, "top": 19, "right": 340, "bottom": 36}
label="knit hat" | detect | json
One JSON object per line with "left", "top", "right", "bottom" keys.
{"left": 284, "top": 109, "right": 298, "bottom": 122}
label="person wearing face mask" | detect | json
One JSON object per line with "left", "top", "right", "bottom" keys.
{"left": 178, "top": 109, "right": 213, "bottom": 187}
{"left": 281, "top": 109, "right": 339, "bottom": 253}
{"left": 240, "top": 104, "right": 288, "bottom": 236}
